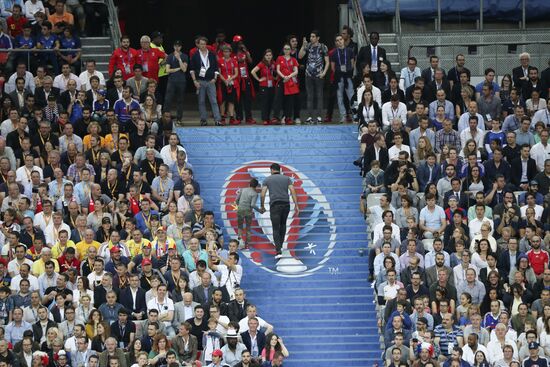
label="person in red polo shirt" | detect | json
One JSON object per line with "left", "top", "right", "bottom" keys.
{"left": 108, "top": 35, "right": 138, "bottom": 80}
{"left": 217, "top": 46, "right": 239, "bottom": 125}
{"left": 276, "top": 43, "right": 300, "bottom": 125}
{"left": 251, "top": 49, "right": 276, "bottom": 125}
{"left": 526, "top": 235, "right": 549, "bottom": 278}
{"left": 7, "top": 4, "right": 26, "bottom": 38}
{"left": 136, "top": 35, "right": 165, "bottom": 82}
{"left": 211, "top": 31, "right": 230, "bottom": 58}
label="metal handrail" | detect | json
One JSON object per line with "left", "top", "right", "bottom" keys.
{"left": 407, "top": 40, "right": 550, "bottom": 58}
{"left": 351, "top": 0, "right": 369, "bottom": 48}
{"left": 105, "top": 0, "right": 121, "bottom": 48}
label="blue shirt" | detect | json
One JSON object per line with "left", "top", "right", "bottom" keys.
{"left": 14, "top": 35, "right": 34, "bottom": 49}
{"left": 93, "top": 99, "right": 109, "bottom": 113}
{"left": 60, "top": 36, "right": 81, "bottom": 57}
{"left": 113, "top": 98, "right": 140, "bottom": 126}
{"left": 38, "top": 34, "right": 58, "bottom": 49}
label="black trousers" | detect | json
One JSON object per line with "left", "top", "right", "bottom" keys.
{"left": 270, "top": 201, "right": 290, "bottom": 254}
{"left": 236, "top": 79, "right": 253, "bottom": 120}
{"left": 259, "top": 86, "right": 274, "bottom": 121}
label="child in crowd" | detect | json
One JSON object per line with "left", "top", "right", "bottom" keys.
{"left": 363, "top": 160, "right": 385, "bottom": 195}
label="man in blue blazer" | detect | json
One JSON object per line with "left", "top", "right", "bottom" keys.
{"left": 417, "top": 153, "right": 441, "bottom": 191}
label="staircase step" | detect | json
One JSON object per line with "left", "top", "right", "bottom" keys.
{"left": 178, "top": 125, "right": 375, "bottom": 366}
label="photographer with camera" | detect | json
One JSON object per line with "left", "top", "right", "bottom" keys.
{"left": 208, "top": 252, "right": 242, "bottom": 304}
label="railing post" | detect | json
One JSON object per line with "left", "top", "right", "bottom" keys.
{"left": 522, "top": 0, "right": 526, "bottom": 29}
{"left": 437, "top": 0, "right": 441, "bottom": 32}
{"left": 479, "top": 0, "right": 484, "bottom": 31}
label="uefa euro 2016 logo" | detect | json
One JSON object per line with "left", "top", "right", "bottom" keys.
{"left": 220, "top": 161, "right": 337, "bottom": 278}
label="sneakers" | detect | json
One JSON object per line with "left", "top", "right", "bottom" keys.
{"left": 200, "top": 120, "right": 207, "bottom": 126}
{"left": 237, "top": 237, "right": 245, "bottom": 249}
{"left": 295, "top": 118, "right": 302, "bottom": 125}
{"left": 215, "top": 120, "right": 223, "bottom": 126}
{"left": 275, "top": 252, "right": 283, "bottom": 259}
{"left": 306, "top": 117, "right": 313, "bottom": 124}
{"left": 339, "top": 117, "right": 346, "bottom": 124}
{"left": 246, "top": 118, "right": 257, "bottom": 124}
{"left": 263, "top": 120, "right": 270, "bottom": 125}
{"left": 317, "top": 116, "right": 322, "bottom": 124}
{"left": 270, "top": 117, "right": 280, "bottom": 125}
{"left": 284, "top": 118, "right": 294, "bottom": 125}
{"left": 346, "top": 115, "right": 353, "bottom": 123}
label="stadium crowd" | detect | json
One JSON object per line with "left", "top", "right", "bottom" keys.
{"left": 0, "top": 1, "right": 299, "bottom": 367}
{"left": 355, "top": 29, "right": 550, "bottom": 367}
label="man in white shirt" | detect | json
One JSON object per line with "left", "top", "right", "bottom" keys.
{"left": 4, "top": 63, "right": 35, "bottom": 94}
{"left": 468, "top": 204, "right": 494, "bottom": 239}
{"left": 44, "top": 212, "right": 71, "bottom": 247}
{"left": 531, "top": 99, "right": 550, "bottom": 128}
{"left": 238, "top": 304, "right": 273, "bottom": 334}
{"left": 147, "top": 283, "right": 175, "bottom": 336}
{"left": 460, "top": 115, "right": 485, "bottom": 150}
{"left": 209, "top": 252, "right": 242, "bottom": 302}
{"left": 356, "top": 73, "right": 382, "bottom": 107}
{"left": 53, "top": 63, "right": 82, "bottom": 92}
{"left": 7, "top": 244, "right": 33, "bottom": 277}
{"left": 381, "top": 95, "right": 407, "bottom": 130}
{"left": 458, "top": 101, "right": 486, "bottom": 132}
{"left": 461, "top": 333, "right": 489, "bottom": 365}
{"left": 11, "top": 264, "right": 39, "bottom": 294}
{"left": 530, "top": 128, "right": 550, "bottom": 171}
{"left": 400, "top": 56, "right": 421, "bottom": 90}
{"left": 78, "top": 60, "right": 105, "bottom": 91}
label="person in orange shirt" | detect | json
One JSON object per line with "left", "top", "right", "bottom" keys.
{"left": 48, "top": 0, "right": 74, "bottom": 26}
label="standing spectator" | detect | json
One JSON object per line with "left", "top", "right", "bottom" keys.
{"left": 251, "top": 49, "right": 276, "bottom": 125}
{"left": 136, "top": 35, "right": 165, "bottom": 82}
{"left": 109, "top": 35, "right": 138, "bottom": 81}
{"left": 275, "top": 43, "right": 300, "bottom": 125}
{"left": 164, "top": 40, "right": 188, "bottom": 124}
{"left": 356, "top": 31, "right": 386, "bottom": 72}
{"left": 189, "top": 36, "right": 221, "bottom": 127}
{"left": 331, "top": 34, "right": 355, "bottom": 123}
{"left": 7, "top": 4, "right": 27, "bottom": 38}
{"left": 58, "top": 26, "right": 81, "bottom": 75}
{"left": 48, "top": 0, "right": 74, "bottom": 25}
{"left": 232, "top": 35, "right": 255, "bottom": 125}
{"left": 298, "top": 30, "right": 329, "bottom": 124}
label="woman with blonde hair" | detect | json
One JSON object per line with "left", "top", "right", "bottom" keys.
{"left": 82, "top": 121, "right": 105, "bottom": 150}
{"left": 413, "top": 136, "right": 435, "bottom": 166}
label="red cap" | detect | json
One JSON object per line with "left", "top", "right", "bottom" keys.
{"left": 110, "top": 247, "right": 121, "bottom": 254}
{"left": 232, "top": 35, "right": 242, "bottom": 43}
{"left": 192, "top": 362, "right": 202, "bottom": 367}
{"left": 142, "top": 258, "right": 152, "bottom": 266}
{"left": 212, "top": 349, "right": 223, "bottom": 357}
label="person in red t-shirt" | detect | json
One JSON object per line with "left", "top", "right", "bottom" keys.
{"left": 251, "top": 49, "right": 277, "bottom": 125}
{"left": 211, "top": 31, "right": 230, "bottom": 59}
{"left": 232, "top": 35, "right": 256, "bottom": 124}
{"left": 217, "top": 46, "right": 239, "bottom": 125}
{"left": 7, "top": 4, "right": 26, "bottom": 38}
{"left": 108, "top": 35, "right": 138, "bottom": 80}
{"left": 526, "top": 236, "right": 549, "bottom": 277}
{"left": 136, "top": 35, "right": 166, "bottom": 82}
{"left": 275, "top": 44, "right": 300, "bottom": 125}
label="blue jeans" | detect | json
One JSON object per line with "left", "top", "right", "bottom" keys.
{"left": 197, "top": 80, "right": 221, "bottom": 122}
{"left": 337, "top": 77, "right": 354, "bottom": 118}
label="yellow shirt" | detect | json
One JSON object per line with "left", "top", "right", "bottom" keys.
{"left": 150, "top": 42, "right": 167, "bottom": 77}
{"left": 51, "top": 241, "right": 77, "bottom": 259}
{"left": 104, "top": 133, "right": 129, "bottom": 152}
{"left": 82, "top": 135, "right": 106, "bottom": 150}
{"left": 124, "top": 238, "right": 151, "bottom": 257}
{"left": 75, "top": 240, "right": 101, "bottom": 260}
{"left": 32, "top": 258, "right": 60, "bottom": 276}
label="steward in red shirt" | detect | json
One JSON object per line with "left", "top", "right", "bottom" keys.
{"left": 108, "top": 35, "right": 138, "bottom": 80}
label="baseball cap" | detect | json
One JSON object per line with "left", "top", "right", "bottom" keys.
{"left": 142, "top": 242, "right": 152, "bottom": 248}
{"left": 142, "top": 259, "right": 152, "bottom": 266}
{"left": 168, "top": 243, "right": 176, "bottom": 250}
{"left": 212, "top": 349, "right": 223, "bottom": 357}
{"left": 157, "top": 226, "right": 166, "bottom": 232}
{"left": 417, "top": 317, "right": 428, "bottom": 325}
{"left": 530, "top": 180, "right": 539, "bottom": 185}
{"left": 529, "top": 341, "right": 539, "bottom": 349}
{"left": 151, "top": 31, "right": 163, "bottom": 39}
{"left": 98, "top": 89, "right": 106, "bottom": 97}
{"left": 448, "top": 195, "right": 457, "bottom": 201}
{"left": 109, "top": 247, "right": 121, "bottom": 254}
{"left": 102, "top": 217, "right": 111, "bottom": 224}
{"left": 173, "top": 40, "right": 182, "bottom": 46}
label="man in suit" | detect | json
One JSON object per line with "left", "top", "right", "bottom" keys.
{"left": 522, "top": 67, "right": 543, "bottom": 100}
{"left": 421, "top": 55, "right": 447, "bottom": 84}
{"left": 381, "top": 77, "right": 406, "bottom": 104}
{"left": 443, "top": 178, "right": 470, "bottom": 210}
{"left": 119, "top": 274, "right": 147, "bottom": 321}
{"left": 8, "top": 77, "right": 31, "bottom": 112}
{"left": 240, "top": 317, "right": 266, "bottom": 359}
{"left": 163, "top": 257, "right": 189, "bottom": 293}
{"left": 498, "top": 237, "right": 523, "bottom": 281}
{"left": 32, "top": 306, "right": 57, "bottom": 343}
{"left": 99, "top": 337, "right": 127, "bottom": 367}
{"left": 107, "top": 75, "right": 124, "bottom": 107}
{"left": 192, "top": 271, "right": 216, "bottom": 305}
{"left": 110, "top": 309, "right": 136, "bottom": 348}
{"left": 427, "top": 68, "right": 451, "bottom": 103}
{"left": 425, "top": 253, "right": 455, "bottom": 288}
{"left": 173, "top": 292, "right": 199, "bottom": 331}
{"left": 511, "top": 144, "right": 539, "bottom": 191}
{"left": 171, "top": 321, "right": 198, "bottom": 364}
{"left": 417, "top": 153, "right": 441, "bottom": 192}
{"left": 227, "top": 288, "right": 250, "bottom": 323}
{"left": 34, "top": 76, "right": 60, "bottom": 108}
{"left": 126, "top": 64, "right": 149, "bottom": 99}
{"left": 94, "top": 273, "right": 119, "bottom": 309}
{"left": 362, "top": 133, "right": 389, "bottom": 176}
{"left": 59, "top": 79, "right": 79, "bottom": 111}
{"left": 512, "top": 52, "right": 532, "bottom": 88}
{"left": 71, "top": 336, "right": 97, "bottom": 367}
{"left": 356, "top": 31, "right": 387, "bottom": 72}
